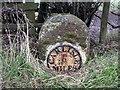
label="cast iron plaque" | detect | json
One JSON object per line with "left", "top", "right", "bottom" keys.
{"left": 47, "top": 45, "right": 82, "bottom": 73}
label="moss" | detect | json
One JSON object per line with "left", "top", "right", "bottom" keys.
{"left": 41, "top": 39, "right": 51, "bottom": 45}
{"left": 63, "top": 37, "right": 74, "bottom": 43}
{"left": 76, "top": 36, "right": 81, "bottom": 40}
{"left": 79, "top": 43, "right": 86, "bottom": 48}
{"left": 65, "top": 32, "right": 76, "bottom": 38}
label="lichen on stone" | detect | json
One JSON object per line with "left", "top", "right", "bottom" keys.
{"left": 38, "top": 14, "right": 90, "bottom": 61}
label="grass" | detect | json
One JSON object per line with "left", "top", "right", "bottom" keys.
{"left": 1, "top": 43, "right": 51, "bottom": 88}
{"left": 1, "top": 43, "right": 118, "bottom": 88}
{"left": 83, "top": 50, "right": 118, "bottom": 88}
{"left": 1, "top": 0, "right": 119, "bottom": 88}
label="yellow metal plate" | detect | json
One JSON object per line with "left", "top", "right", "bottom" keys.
{"left": 47, "top": 45, "right": 82, "bottom": 73}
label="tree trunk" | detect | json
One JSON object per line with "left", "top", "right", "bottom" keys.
{"left": 99, "top": 2, "right": 110, "bottom": 43}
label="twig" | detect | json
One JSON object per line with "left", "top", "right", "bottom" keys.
{"left": 111, "top": 11, "right": 120, "bottom": 17}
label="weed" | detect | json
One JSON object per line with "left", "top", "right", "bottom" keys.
{"left": 65, "top": 32, "right": 76, "bottom": 38}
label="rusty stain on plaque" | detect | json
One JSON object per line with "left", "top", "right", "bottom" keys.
{"left": 45, "top": 42, "right": 83, "bottom": 73}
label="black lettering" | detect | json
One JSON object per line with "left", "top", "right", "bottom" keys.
{"left": 73, "top": 66, "right": 77, "bottom": 72}
{"left": 55, "top": 48, "right": 61, "bottom": 54}
{"left": 68, "top": 65, "right": 72, "bottom": 71}
{"left": 71, "top": 50, "right": 74, "bottom": 55}
{"left": 74, "top": 60, "right": 78, "bottom": 64}
{"left": 63, "top": 66, "right": 65, "bottom": 72}
{"left": 48, "top": 58, "right": 54, "bottom": 64}
{"left": 67, "top": 47, "right": 71, "bottom": 52}
{"left": 56, "top": 66, "right": 59, "bottom": 71}
{"left": 60, "top": 66, "right": 62, "bottom": 71}
{"left": 61, "top": 46, "right": 64, "bottom": 52}
{"left": 73, "top": 54, "right": 79, "bottom": 57}
{"left": 53, "top": 65, "right": 56, "bottom": 71}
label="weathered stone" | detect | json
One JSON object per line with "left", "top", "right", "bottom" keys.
{"left": 38, "top": 14, "right": 90, "bottom": 73}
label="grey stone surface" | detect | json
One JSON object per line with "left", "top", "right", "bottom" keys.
{"left": 38, "top": 14, "right": 90, "bottom": 60}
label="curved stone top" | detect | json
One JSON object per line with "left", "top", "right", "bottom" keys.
{"left": 39, "top": 14, "right": 89, "bottom": 47}
{"left": 38, "top": 14, "right": 90, "bottom": 60}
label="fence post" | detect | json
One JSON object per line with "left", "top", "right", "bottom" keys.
{"left": 99, "top": 2, "right": 110, "bottom": 43}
